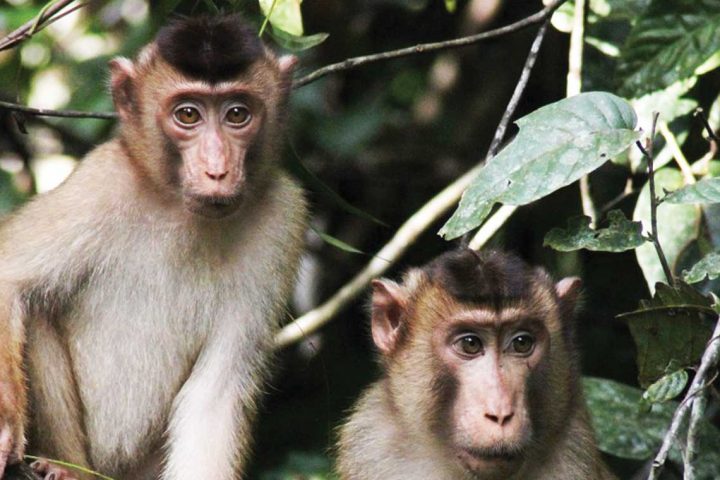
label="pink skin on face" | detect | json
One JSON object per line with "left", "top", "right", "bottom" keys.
{"left": 158, "top": 85, "right": 266, "bottom": 217}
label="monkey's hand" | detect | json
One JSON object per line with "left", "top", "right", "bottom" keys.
{"left": 0, "top": 416, "right": 25, "bottom": 478}
{"left": 29, "top": 459, "right": 78, "bottom": 480}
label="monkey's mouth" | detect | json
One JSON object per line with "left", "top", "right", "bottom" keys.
{"left": 456, "top": 445, "right": 523, "bottom": 475}
{"left": 184, "top": 193, "right": 243, "bottom": 218}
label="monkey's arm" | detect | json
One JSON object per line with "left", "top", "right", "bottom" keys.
{"left": 0, "top": 283, "right": 28, "bottom": 476}
{"left": 162, "top": 174, "right": 307, "bottom": 480}
{"left": 0, "top": 147, "right": 120, "bottom": 477}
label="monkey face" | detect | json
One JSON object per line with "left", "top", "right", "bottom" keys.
{"left": 109, "top": 33, "right": 297, "bottom": 220}
{"left": 157, "top": 87, "right": 266, "bottom": 218}
{"left": 430, "top": 307, "right": 550, "bottom": 478}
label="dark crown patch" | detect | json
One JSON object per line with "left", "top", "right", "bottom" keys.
{"left": 156, "top": 14, "right": 264, "bottom": 82}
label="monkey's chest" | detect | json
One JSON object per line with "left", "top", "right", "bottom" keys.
{"left": 64, "top": 257, "right": 245, "bottom": 469}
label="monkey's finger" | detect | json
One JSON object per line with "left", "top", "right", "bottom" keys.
{"left": 31, "top": 459, "right": 51, "bottom": 474}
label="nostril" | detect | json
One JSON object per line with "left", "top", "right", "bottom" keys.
{"left": 500, "top": 412, "right": 514, "bottom": 426}
{"left": 205, "top": 170, "right": 229, "bottom": 181}
{"left": 485, "top": 412, "right": 514, "bottom": 426}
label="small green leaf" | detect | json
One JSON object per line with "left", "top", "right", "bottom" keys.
{"left": 618, "top": 0, "right": 720, "bottom": 97}
{"left": 544, "top": 210, "right": 646, "bottom": 252}
{"left": 443, "top": 0, "right": 456, "bottom": 13}
{"left": 310, "top": 227, "right": 364, "bottom": 255}
{"left": 619, "top": 282, "right": 716, "bottom": 387}
{"left": 259, "top": 0, "right": 304, "bottom": 36}
{"left": 683, "top": 251, "right": 720, "bottom": 284}
{"left": 664, "top": 177, "right": 720, "bottom": 204}
{"left": 266, "top": 26, "right": 329, "bottom": 52}
{"left": 642, "top": 369, "right": 688, "bottom": 405}
{"left": 439, "top": 92, "right": 640, "bottom": 240}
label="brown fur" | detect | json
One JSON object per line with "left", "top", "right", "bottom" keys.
{"left": 0, "top": 15, "right": 306, "bottom": 480}
{"left": 337, "top": 249, "right": 616, "bottom": 480}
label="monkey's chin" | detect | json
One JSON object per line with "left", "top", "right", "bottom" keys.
{"left": 456, "top": 447, "right": 523, "bottom": 479}
{"left": 184, "top": 195, "right": 243, "bottom": 219}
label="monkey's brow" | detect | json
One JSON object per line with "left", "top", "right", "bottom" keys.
{"left": 166, "top": 86, "right": 261, "bottom": 100}
{"left": 448, "top": 309, "right": 541, "bottom": 329}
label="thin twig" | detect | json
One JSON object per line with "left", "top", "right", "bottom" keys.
{"left": 694, "top": 107, "right": 720, "bottom": 144}
{"left": 293, "top": 0, "right": 566, "bottom": 88}
{"left": 0, "top": 0, "right": 78, "bottom": 52}
{"left": 648, "top": 321, "right": 720, "bottom": 480}
{"left": 0, "top": 101, "right": 117, "bottom": 120}
{"left": 638, "top": 112, "right": 674, "bottom": 286}
{"left": 275, "top": 19, "right": 553, "bottom": 348}
{"left": 487, "top": 20, "right": 549, "bottom": 158}
{"left": 683, "top": 386, "right": 706, "bottom": 480}
{"left": 599, "top": 178, "right": 637, "bottom": 215}
{"left": 658, "top": 121, "right": 695, "bottom": 185}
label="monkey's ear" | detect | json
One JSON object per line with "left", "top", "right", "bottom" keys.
{"left": 277, "top": 55, "right": 298, "bottom": 87}
{"left": 555, "top": 277, "right": 582, "bottom": 318}
{"left": 370, "top": 279, "right": 406, "bottom": 355}
{"left": 278, "top": 55, "right": 298, "bottom": 75}
{"left": 109, "top": 57, "right": 136, "bottom": 121}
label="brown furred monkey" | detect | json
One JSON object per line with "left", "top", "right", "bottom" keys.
{"left": 336, "top": 249, "right": 616, "bottom": 480}
{"left": 0, "top": 14, "right": 307, "bottom": 480}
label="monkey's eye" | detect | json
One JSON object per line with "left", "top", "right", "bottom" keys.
{"left": 174, "top": 106, "right": 201, "bottom": 125}
{"left": 453, "top": 334, "right": 483, "bottom": 357}
{"left": 510, "top": 334, "right": 535, "bottom": 355}
{"left": 225, "top": 105, "right": 252, "bottom": 126}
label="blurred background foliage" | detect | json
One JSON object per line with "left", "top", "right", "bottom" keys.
{"left": 1, "top": 0, "right": 720, "bottom": 478}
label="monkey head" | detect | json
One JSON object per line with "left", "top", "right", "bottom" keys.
{"left": 108, "top": 15, "right": 296, "bottom": 218}
{"left": 370, "top": 249, "right": 582, "bottom": 480}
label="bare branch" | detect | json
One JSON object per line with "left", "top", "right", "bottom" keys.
{"left": 275, "top": 18, "right": 553, "bottom": 348}
{"left": 487, "top": 20, "right": 549, "bottom": 158}
{"left": 292, "top": 0, "right": 567, "bottom": 89}
{"left": 694, "top": 107, "right": 720, "bottom": 145}
{"left": 637, "top": 112, "right": 674, "bottom": 286}
{"left": 648, "top": 319, "right": 720, "bottom": 480}
{"left": 0, "top": 0, "right": 81, "bottom": 52}
{"left": 0, "top": 101, "right": 117, "bottom": 120}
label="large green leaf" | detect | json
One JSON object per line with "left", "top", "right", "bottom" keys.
{"left": 618, "top": 0, "right": 720, "bottom": 97}
{"left": 684, "top": 251, "right": 720, "bottom": 284}
{"left": 544, "top": 210, "right": 646, "bottom": 252}
{"left": 634, "top": 168, "right": 701, "bottom": 292}
{"left": 619, "top": 282, "right": 716, "bottom": 387}
{"left": 665, "top": 177, "right": 720, "bottom": 204}
{"left": 584, "top": 376, "right": 720, "bottom": 476}
{"left": 439, "top": 92, "right": 640, "bottom": 240}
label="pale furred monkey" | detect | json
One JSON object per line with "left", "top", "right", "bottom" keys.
{"left": 0, "top": 14, "right": 307, "bottom": 480}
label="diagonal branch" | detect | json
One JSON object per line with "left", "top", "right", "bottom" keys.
{"left": 275, "top": 17, "right": 553, "bottom": 349}
{"left": 0, "top": 0, "right": 81, "bottom": 52}
{"left": 648, "top": 316, "right": 720, "bottom": 480}
{"left": 292, "top": 0, "right": 566, "bottom": 88}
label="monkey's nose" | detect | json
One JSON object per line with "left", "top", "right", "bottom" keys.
{"left": 484, "top": 411, "right": 514, "bottom": 427}
{"left": 205, "top": 170, "right": 229, "bottom": 181}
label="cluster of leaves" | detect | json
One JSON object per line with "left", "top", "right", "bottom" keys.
{"left": 439, "top": 0, "right": 720, "bottom": 474}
